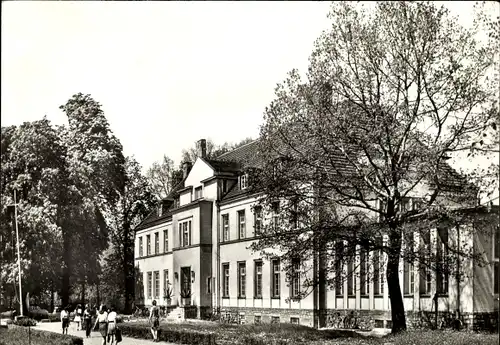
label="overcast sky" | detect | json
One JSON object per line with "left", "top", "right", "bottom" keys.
{"left": 2, "top": 1, "right": 498, "bottom": 191}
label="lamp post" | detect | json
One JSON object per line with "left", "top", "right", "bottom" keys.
{"left": 13, "top": 190, "right": 23, "bottom": 317}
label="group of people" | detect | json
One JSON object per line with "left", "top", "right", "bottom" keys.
{"left": 59, "top": 304, "right": 120, "bottom": 344}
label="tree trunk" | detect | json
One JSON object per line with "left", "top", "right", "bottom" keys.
{"left": 61, "top": 229, "right": 71, "bottom": 307}
{"left": 50, "top": 285, "right": 54, "bottom": 312}
{"left": 318, "top": 244, "right": 327, "bottom": 328}
{"left": 123, "top": 224, "right": 134, "bottom": 315}
{"left": 387, "top": 229, "right": 407, "bottom": 334}
{"left": 81, "top": 281, "right": 86, "bottom": 307}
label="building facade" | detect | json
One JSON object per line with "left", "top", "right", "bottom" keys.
{"left": 134, "top": 139, "right": 499, "bottom": 329}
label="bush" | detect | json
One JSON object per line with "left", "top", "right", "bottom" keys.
{"left": 119, "top": 322, "right": 216, "bottom": 345}
{"left": 29, "top": 309, "right": 49, "bottom": 321}
{"left": 13, "top": 318, "right": 37, "bottom": 327}
{"left": 4, "top": 325, "right": 83, "bottom": 345}
{"left": 0, "top": 310, "right": 16, "bottom": 319}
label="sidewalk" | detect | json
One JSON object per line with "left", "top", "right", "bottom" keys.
{"left": 34, "top": 321, "right": 176, "bottom": 345}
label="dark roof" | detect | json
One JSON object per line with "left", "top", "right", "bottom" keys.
{"left": 203, "top": 158, "right": 241, "bottom": 174}
{"left": 134, "top": 178, "right": 185, "bottom": 231}
{"left": 217, "top": 140, "right": 261, "bottom": 167}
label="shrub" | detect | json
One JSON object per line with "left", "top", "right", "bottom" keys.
{"left": 29, "top": 309, "right": 49, "bottom": 321}
{"left": 48, "top": 313, "right": 60, "bottom": 322}
{"left": 4, "top": 325, "right": 83, "bottom": 345}
{"left": 13, "top": 318, "right": 37, "bottom": 327}
{"left": 119, "top": 322, "right": 216, "bottom": 345}
{"left": 0, "top": 310, "right": 16, "bottom": 319}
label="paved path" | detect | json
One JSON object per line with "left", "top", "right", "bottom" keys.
{"left": 34, "top": 321, "right": 176, "bottom": 345}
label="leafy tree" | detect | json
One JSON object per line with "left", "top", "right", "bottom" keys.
{"left": 252, "top": 1, "right": 498, "bottom": 333}
{"left": 101, "top": 156, "right": 155, "bottom": 313}
{"left": 59, "top": 93, "right": 126, "bottom": 306}
{"left": 145, "top": 155, "right": 177, "bottom": 200}
{"left": 0, "top": 119, "right": 66, "bottom": 313}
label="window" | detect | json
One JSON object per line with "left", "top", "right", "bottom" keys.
{"left": 147, "top": 272, "right": 152, "bottom": 299}
{"left": 222, "top": 214, "right": 229, "bottom": 242}
{"left": 163, "top": 269, "right": 169, "bottom": 297}
{"left": 222, "top": 180, "right": 228, "bottom": 193}
{"left": 335, "top": 241, "right": 344, "bottom": 296}
{"left": 174, "top": 197, "right": 180, "bottom": 208}
{"left": 139, "top": 237, "right": 143, "bottom": 257}
{"left": 207, "top": 277, "right": 212, "bottom": 294}
{"left": 154, "top": 271, "right": 160, "bottom": 299}
{"left": 238, "top": 262, "right": 246, "bottom": 298}
{"left": 271, "top": 259, "right": 281, "bottom": 298}
{"left": 271, "top": 316, "right": 280, "bottom": 324}
{"left": 404, "top": 261, "right": 415, "bottom": 295}
{"left": 154, "top": 232, "right": 159, "bottom": 254}
{"left": 164, "top": 230, "right": 168, "bottom": 253}
{"left": 157, "top": 205, "right": 162, "bottom": 217}
{"left": 222, "top": 263, "right": 230, "bottom": 298}
{"left": 436, "top": 227, "right": 449, "bottom": 294}
{"left": 240, "top": 174, "right": 248, "bottom": 190}
{"left": 420, "top": 230, "right": 432, "bottom": 295}
{"left": 495, "top": 226, "right": 499, "bottom": 294}
{"left": 179, "top": 220, "right": 192, "bottom": 247}
{"left": 373, "top": 237, "right": 384, "bottom": 296}
{"left": 291, "top": 259, "right": 301, "bottom": 298}
{"left": 146, "top": 235, "right": 151, "bottom": 256}
{"left": 195, "top": 186, "right": 203, "bottom": 200}
{"left": 347, "top": 258, "right": 356, "bottom": 296}
{"left": 360, "top": 249, "right": 369, "bottom": 296}
{"left": 404, "top": 232, "right": 415, "bottom": 295}
{"left": 238, "top": 210, "right": 246, "bottom": 239}
{"left": 272, "top": 201, "right": 280, "bottom": 229}
{"left": 253, "top": 206, "right": 262, "bottom": 236}
{"left": 254, "top": 261, "right": 263, "bottom": 298}
{"left": 254, "top": 315, "right": 261, "bottom": 324}
{"left": 290, "top": 317, "right": 299, "bottom": 325}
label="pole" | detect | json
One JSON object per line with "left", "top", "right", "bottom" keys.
{"left": 14, "top": 190, "right": 23, "bottom": 317}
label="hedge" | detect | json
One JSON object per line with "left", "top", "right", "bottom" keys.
{"left": 118, "top": 322, "right": 216, "bottom": 345}
{"left": 4, "top": 325, "right": 83, "bottom": 345}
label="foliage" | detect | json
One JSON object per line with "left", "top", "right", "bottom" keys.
{"left": 252, "top": 1, "right": 499, "bottom": 334}
{"left": 180, "top": 288, "right": 192, "bottom": 299}
{"left": 163, "top": 285, "right": 173, "bottom": 299}
{"left": 145, "top": 155, "right": 178, "bottom": 200}
{"left": 100, "top": 156, "right": 155, "bottom": 313}
{"left": 118, "top": 322, "right": 216, "bottom": 345}
{"left": 28, "top": 308, "right": 49, "bottom": 321}
{"left": 2, "top": 325, "right": 83, "bottom": 345}
{"left": 12, "top": 318, "right": 37, "bottom": 327}
{"left": 180, "top": 137, "right": 255, "bottom": 163}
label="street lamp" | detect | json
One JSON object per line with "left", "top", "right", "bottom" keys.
{"left": 8, "top": 190, "right": 23, "bottom": 317}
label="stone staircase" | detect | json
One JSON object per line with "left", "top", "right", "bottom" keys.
{"left": 166, "top": 307, "right": 184, "bottom": 322}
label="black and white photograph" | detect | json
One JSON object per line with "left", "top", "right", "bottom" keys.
{"left": 1, "top": 1, "right": 499, "bottom": 345}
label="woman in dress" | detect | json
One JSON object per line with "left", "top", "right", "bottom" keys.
{"left": 74, "top": 304, "right": 82, "bottom": 331}
{"left": 93, "top": 304, "right": 108, "bottom": 345}
{"left": 149, "top": 300, "right": 160, "bottom": 342}
{"left": 83, "top": 304, "right": 92, "bottom": 338}
{"left": 107, "top": 306, "right": 118, "bottom": 345}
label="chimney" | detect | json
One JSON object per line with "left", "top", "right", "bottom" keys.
{"left": 182, "top": 161, "right": 192, "bottom": 179}
{"left": 197, "top": 139, "right": 207, "bottom": 159}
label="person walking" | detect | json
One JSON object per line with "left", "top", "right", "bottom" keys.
{"left": 93, "top": 304, "right": 108, "bottom": 345}
{"left": 83, "top": 304, "right": 92, "bottom": 338}
{"left": 149, "top": 300, "right": 160, "bottom": 342}
{"left": 74, "top": 304, "right": 83, "bottom": 331}
{"left": 107, "top": 306, "right": 118, "bottom": 345}
{"left": 60, "top": 306, "right": 70, "bottom": 335}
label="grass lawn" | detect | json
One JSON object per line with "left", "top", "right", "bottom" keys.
{"left": 126, "top": 321, "right": 498, "bottom": 345}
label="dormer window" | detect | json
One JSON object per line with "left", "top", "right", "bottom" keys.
{"left": 173, "top": 197, "right": 180, "bottom": 208}
{"left": 240, "top": 174, "right": 248, "bottom": 190}
{"left": 157, "top": 205, "right": 163, "bottom": 217}
{"left": 195, "top": 186, "right": 203, "bottom": 200}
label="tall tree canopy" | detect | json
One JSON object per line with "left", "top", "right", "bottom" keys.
{"left": 252, "top": 1, "right": 498, "bottom": 333}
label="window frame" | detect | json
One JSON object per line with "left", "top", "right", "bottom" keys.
{"left": 253, "top": 206, "right": 263, "bottom": 236}
{"left": 254, "top": 260, "right": 263, "bottom": 298}
{"left": 222, "top": 214, "right": 229, "bottom": 242}
{"left": 179, "top": 220, "right": 192, "bottom": 247}
{"left": 360, "top": 249, "right": 370, "bottom": 296}
{"left": 154, "top": 232, "right": 159, "bottom": 254}
{"left": 164, "top": 230, "right": 168, "bottom": 253}
{"left": 154, "top": 270, "right": 160, "bottom": 299}
{"left": 291, "top": 258, "right": 301, "bottom": 299}
{"left": 147, "top": 272, "right": 152, "bottom": 299}
{"left": 163, "top": 269, "right": 169, "bottom": 297}
{"left": 139, "top": 237, "right": 143, "bottom": 257}
{"left": 194, "top": 186, "right": 203, "bottom": 200}
{"left": 271, "top": 258, "right": 281, "bottom": 298}
{"left": 238, "top": 261, "right": 246, "bottom": 298}
{"left": 238, "top": 210, "right": 246, "bottom": 239}
{"left": 146, "top": 235, "right": 151, "bottom": 256}
{"left": 222, "top": 263, "right": 230, "bottom": 298}
{"left": 240, "top": 174, "right": 248, "bottom": 190}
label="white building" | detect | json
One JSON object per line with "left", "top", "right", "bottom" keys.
{"left": 134, "top": 139, "right": 499, "bottom": 329}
